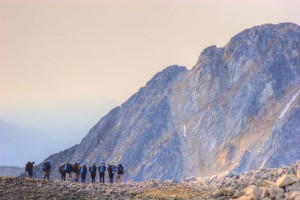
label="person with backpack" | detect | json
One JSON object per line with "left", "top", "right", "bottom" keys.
{"left": 25, "top": 161, "right": 35, "bottom": 178}
{"left": 116, "top": 164, "right": 124, "bottom": 183}
{"left": 107, "top": 163, "right": 116, "bottom": 184}
{"left": 42, "top": 160, "right": 51, "bottom": 180}
{"left": 65, "top": 162, "right": 73, "bottom": 181}
{"left": 59, "top": 163, "right": 66, "bottom": 181}
{"left": 89, "top": 163, "right": 97, "bottom": 183}
{"left": 80, "top": 163, "right": 87, "bottom": 183}
{"left": 98, "top": 162, "right": 106, "bottom": 183}
{"left": 73, "top": 162, "right": 81, "bottom": 182}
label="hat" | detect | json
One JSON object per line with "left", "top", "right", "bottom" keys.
{"left": 78, "top": 162, "right": 81, "bottom": 164}
{"left": 32, "top": 161, "right": 35, "bottom": 164}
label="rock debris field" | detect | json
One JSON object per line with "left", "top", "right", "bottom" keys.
{"left": 1, "top": 162, "right": 300, "bottom": 200}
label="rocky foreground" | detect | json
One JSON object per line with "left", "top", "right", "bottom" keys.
{"left": 1, "top": 162, "right": 300, "bottom": 200}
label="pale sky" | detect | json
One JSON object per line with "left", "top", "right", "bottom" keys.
{"left": 0, "top": 0, "right": 300, "bottom": 145}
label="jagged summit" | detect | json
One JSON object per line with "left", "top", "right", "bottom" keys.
{"left": 35, "top": 23, "right": 300, "bottom": 182}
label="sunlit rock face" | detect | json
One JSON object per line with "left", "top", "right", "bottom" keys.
{"left": 36, "top": 23, "right": 300, "bottom": 181}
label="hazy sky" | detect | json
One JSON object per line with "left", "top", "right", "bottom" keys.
{"left": 1, "top": 0, "right": 300, "bottom": 145}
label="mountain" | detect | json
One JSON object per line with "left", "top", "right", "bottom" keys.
{"left": 0, "top": 166, "right": 23, "bottom": 177}
{"left": 0, "top": 120, "right": 61, "bottom": 166}
{"left": 35, "top": 22, "right": 300, "bottom": 181}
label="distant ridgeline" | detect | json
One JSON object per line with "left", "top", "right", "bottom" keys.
{"left": 35, "top": 23, "right": 300, "bottom": 182}
{"left": 0, "top": 166, "right": 24, "bottom": 177}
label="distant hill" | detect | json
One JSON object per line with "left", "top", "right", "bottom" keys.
{"left": 0, "top": 166, "right": 23, "bottom": 177}
{"left": 0, "top": 120, "right": 61, "bottom": 166}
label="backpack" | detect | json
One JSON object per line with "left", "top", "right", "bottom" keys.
{"left": 117, "top": 164, "right": 124, "bottom": 174}
{"left": 98, "top": 165, "right": 106, "bottom": 173}
{"left": 65, "top": 163, "right": 72, "bottom": 173}
{"left": 42, "top": 162, "right": 51, "bottom": 171}
{"left": 69, "top": 164, "right": 73, "bottom": 173}
{"left": 64, "top": 164, "right": 68, "bottom": 172}
{"left": 73, "top": 163, "right": 79, "bottom": 173}
{"left": 89, "top": 166, "right": 96, "bottom": 173}
{"left": 42, "top": 163, "right": 47, "bottom": 171}
{"left": 59, "top": 164, "right": 65, "bottom": 173}
{"left": 108, "top": 165, "right": 116, "bottom": 174}
{"left": 25, "top": 162, "right": 31, "bottom": 171}
{"left": 107, "top": 165, "right": 112, "bottom": 173}
{"left": 80, "top": 166, "right": 87, "bottom": 174}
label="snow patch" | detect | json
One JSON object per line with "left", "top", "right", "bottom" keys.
{"left": 279, "top": 89, "right": 300, "bottom": 119}
{"left": 183, "top": 124, "right": 187, "bottom": 138}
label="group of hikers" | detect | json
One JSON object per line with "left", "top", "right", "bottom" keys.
{"left": 25, "top": 160, "right": 124, "bottom": 184}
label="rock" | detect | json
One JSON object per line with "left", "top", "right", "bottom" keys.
{"left": 268, "top": 187, "right": 284, "bottom": 200}
{"left": 262, "top": 180, "right": 276, "bottom": 187}
{"left": 286, "top": 181, "right": 300, "bottom": 193}
{"left": 261, "top": 174, "right": 269, "bottom": 179}
{"left": 259, "top": 187, "right": 269, "bottom": 199}
{"left": 242, "top": 185, "right": 261, "bottom": 200}
{"left": 276, "top": 174, "right": 298, "bottom": 187}
{"left": 297, "top": 161, "right": 300, "bottom": 180}
{"left": 232, "top": 196, "right": 251, "bottom": 200}
{"left": 287, "top": 191, "right": 300, "bottom": 200}
{"left": 212, "top": 188, "right": 232, "bottom": 198}
{"left": 185, "top": 177, "right": 197, "bottom": 182}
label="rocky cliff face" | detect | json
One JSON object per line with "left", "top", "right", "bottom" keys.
{"left": 36, "top": 23, "right": 300, "bottom": 182}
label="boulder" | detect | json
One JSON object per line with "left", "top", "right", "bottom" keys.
{"left": 262, "top": 180, "right": 276, "bottom": 187}
{"left": 297, "top": 161, "right": 300, "bottom": 180}
{"left": 287, "top": 191, "right": 300, "bottom": 200}
{"left": 212, "top": 188, "right": 232, "bottom": 198}
{"left": 242, "top": 185, "right": 260, "bottom": 200}
{"left": 276, "top": 174, "right": 298, "bottom": 187}
{"left": 286, "top": 181, "right": 300, "bottom": 193}
{"left": 260, "top": 187, "right": 269, "bottom": 199}
{"left": 268, "top": 187, "right": 284, "bottom": 200}
{"left": 232, "top": 196, "right": 252, "bottom": 200}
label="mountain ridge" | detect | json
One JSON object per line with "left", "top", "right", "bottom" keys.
{"left": 0, "top": 120, "right": 62, "bottom": 166}
{"left": 35, "top": 22, "right": 300, "bottom": 182}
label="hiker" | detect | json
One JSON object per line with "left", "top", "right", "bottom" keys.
{"left": 98, "top": 162, "right": 106, "bottom": 183}
{"left": 42, "top": 160, "right": 51, "bottom": 180}
{"left": 59, "top": 163, "right": 66, "bottom": 181}
{"left": 73, "top": 162, "right": 81, "bottom": 182}
{"left": 116, "top": 164, "right": 124, "bottom": 183}
{"left": 89, "top": 163, "right": 97, "bottom": 183}
{"left": 65, "top": 162, "right": 73, "bottom": 181}
{"left": 25, "top": 161, "right": 35, "bottom": 178}
{"left": 80, "top": 164, "right": 87, "bottom": 183}
{"left": 107, "top": 163, "right": 116, "bottom": 184}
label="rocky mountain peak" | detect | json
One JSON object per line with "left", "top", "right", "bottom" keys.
{"left": 35, "top": 23, "right": 300, "bottom": 182}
